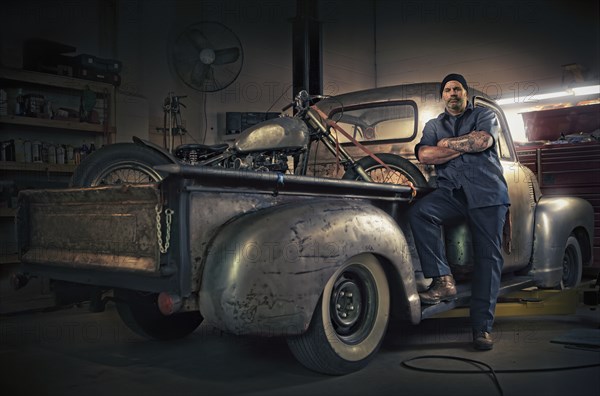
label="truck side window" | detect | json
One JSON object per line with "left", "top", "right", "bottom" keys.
{"left": 488, "top": 111, "right": 512, "bottom": 161}
{"left": 496, "top": 117, "right": 512, "bottom": 161}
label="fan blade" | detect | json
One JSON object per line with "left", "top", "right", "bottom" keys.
{"left": 204, "top": 67, "right": 221, "bottom": 92}
{"left": 173, "top": 45, "right": 200, "bottom": 70}
{"left": 184, "top": 28, "right": 212, "bottom": 53}
{"left": 190, "top": 61, "right": 210, "bottom": 88}
{"left": 213, "top": 47, "right": 240, "bottom": 65}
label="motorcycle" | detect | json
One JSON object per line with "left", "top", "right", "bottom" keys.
{"left": 71, "top": 90, "right": 427, "bottom": 189}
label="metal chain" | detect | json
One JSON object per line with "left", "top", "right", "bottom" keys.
{"left": 155, "top": 204, "right": 174, "bottom": 253}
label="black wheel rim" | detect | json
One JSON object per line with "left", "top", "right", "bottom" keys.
{"left": 91, "top": 161, "right": 163, "bottom": 186}
{"left": 329, "top": 265, "right": 377, "bottom": 344}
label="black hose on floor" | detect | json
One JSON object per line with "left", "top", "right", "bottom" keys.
{"left": 401, "top": 354, "right": 600, "bottom": 396}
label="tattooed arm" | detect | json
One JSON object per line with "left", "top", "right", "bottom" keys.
{"left": 416, "top": 145, "right": 462, "bottom": 165}
{"left": 416, "top": 131, "right": 493, "bottom": 165}
{"left": 437, "top": 131, "right": 493, "bottom": 153}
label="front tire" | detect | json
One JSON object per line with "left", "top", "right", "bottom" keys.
{"left": 287, "top": 253, "right": 390, "bottom": 375}
{"left": 71, "top": 143, "right": 169, "bottom": 187}
{"left": 560, "top": 235, "right": 582, "bottom": 289}
{"left": 342, "top": 153, "right": 427, "bottom": 187}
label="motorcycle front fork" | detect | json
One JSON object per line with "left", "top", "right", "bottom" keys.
{"left": 352, "top": 163, "right": 373, "bottom": 182}
{"left": 312, "top": 131, "right": 373, "bottom": 182}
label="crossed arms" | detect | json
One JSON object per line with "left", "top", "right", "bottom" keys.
{"left": 417, "top": 131, "right": 493, "bottom": 165}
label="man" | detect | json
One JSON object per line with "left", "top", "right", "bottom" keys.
{"left": 409, "top": 73, "right": 510, "bottom": 350}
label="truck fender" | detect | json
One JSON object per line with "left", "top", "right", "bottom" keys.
{"left": 530, "top": 196, "right": 594, "bottom": 287}
{"left": 199, "top": 199, "right": 420, "bottom": 336}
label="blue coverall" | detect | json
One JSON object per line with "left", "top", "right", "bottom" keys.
{"left": 409, "top": 102, "right": 510, "bottom": 333}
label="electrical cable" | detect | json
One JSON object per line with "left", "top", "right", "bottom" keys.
{"left": 264, "top": 84, "right": 293, "bottom": 114}
{"left": 202, "top": 92, "right": 207, "bottom": 144}
{"left": 402, "top": 355, "right": 504, "bottom": 396}
{"left": 401, "top": 354, "right": 600, "bottom": 396}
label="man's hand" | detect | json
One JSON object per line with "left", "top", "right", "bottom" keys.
{"left": 437, "top": 131, "right": 493, "bottom": 153}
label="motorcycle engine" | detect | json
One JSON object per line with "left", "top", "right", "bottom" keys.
{"left": 234, "top": 151, "right": 292, "bottom": 172}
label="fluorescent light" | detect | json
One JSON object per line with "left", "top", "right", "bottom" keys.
{"left": 572, "top": 85, "right": 600, "bottom": 96}
{"left": 497, "top": 84, "right": 600, "bottom": 106}
{"left": 496, "top": 92, "right": 569, "bottom": 105}
{"left": 531, "top": 91, "right": 570, "bottom": 100}
{"left": 496, "top": 98, "right": 517, "bottom": 105}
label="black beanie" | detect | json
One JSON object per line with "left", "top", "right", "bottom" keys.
{"left": 440, "top": 73, "right": 468, "bottom": 96}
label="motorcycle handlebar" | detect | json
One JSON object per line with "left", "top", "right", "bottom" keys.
{"left": 281, "top": 90, "right": 313, "bottom": 113}
{"left": 281, "top": 102, "right": 294, "bottom": 112}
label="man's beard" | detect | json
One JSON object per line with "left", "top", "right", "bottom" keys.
{"left": 446, "top": 97, "right": 465, "bottom": 112}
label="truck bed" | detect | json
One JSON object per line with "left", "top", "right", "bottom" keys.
{"left": 17, "top": 165, "right": 425, "bottom": 293}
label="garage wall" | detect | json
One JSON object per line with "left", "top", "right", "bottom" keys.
{"left": 1, "top": 0, "right": 598, "bottom": 145}
{"left": 374, "top": 0, "right": 600, "bottom": 101}
{"left": 0, "top": 1, "right": 103, "bottom": 70}
{"left": 320, "top": 0, "right": 376, "bottom": 95}
{"left": 114, "top": 0, "right": 298, "bottom": 145}
{"left": 0, "top": 1, "right": 301, "bottom": 145}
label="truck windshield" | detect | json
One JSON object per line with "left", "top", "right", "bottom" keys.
{"left": 330, "top": 102, "right": 417, "bottom": 144}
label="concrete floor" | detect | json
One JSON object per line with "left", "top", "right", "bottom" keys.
{"left": 1, "top": 280, "right": 599, "bottom": 396}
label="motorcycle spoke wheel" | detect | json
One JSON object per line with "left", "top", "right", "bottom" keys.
{"left": 91, "top": 162, "right": 162, "bottom": 185}
{"left": 366, "top": 166, "right": 412, "bottom": 185}
{"left": 71, "top": 143, "right": 169, "bottom": 187}
{"left": 342, "top": 153, "right": 428, "bottom": 188}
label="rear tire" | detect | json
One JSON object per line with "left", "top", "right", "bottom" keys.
{"left": 115, "top": 289, "right": 202, "bottom": 341}
{"left": 287, "top": 253, "right": 389, "bottom": 375}
{"left": 71, "top": 143, "right": 169, "bottom": 187}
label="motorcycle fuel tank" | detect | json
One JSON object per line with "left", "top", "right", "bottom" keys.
{"left": 233, "top": 117, "right": 310, "bottom": 153}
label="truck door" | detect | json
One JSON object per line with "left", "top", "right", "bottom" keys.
{"left": 473, "top": 96, "right": 537, "bottom": 272}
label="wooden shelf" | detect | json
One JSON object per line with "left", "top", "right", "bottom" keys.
{"left": 0, "top": 115, "right": 114, "bottom": 134}
{"left": 0, "top": 208, "right": 17, "bottom": 218}
{"left": 0, "top": 67, "right": 114, "bottom": 94}
{"left": 0, "top": 254, "right": 19, "bottom": 265}
{"left": 0, "top": 161, "right": 77, "bottom": 173}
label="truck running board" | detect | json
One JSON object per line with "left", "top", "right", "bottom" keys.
{"left": 420, "top": 275, "right": 536, "bottom": 320}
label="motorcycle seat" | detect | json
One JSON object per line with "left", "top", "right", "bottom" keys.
{"left": 175, "top": 143, "right": 229, "bottom": 154}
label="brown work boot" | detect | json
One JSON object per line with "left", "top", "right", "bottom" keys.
{"left": 473, "top": 330, "right": 494, "bottom": 350}
{"left": 419, "top": 275, "right": 457, "bottom": 305}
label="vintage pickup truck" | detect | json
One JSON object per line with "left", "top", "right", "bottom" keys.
{"left": 16, "top": 83, "right": 594, "bottom": 375}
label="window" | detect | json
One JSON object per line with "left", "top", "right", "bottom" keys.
{"left": 474, "top": 99, "right": 515, "bottom": 161}
{"left": 329, "top": 102, "right": 417, "bottom": 145}
{"left": 495, "top": 119, "right": 513, "bottom": 161}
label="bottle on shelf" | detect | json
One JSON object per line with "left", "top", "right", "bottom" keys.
{"left": 66, "top": 145, "right": 74, "bottom": 164}
{"left": 41, "top": 142, "right": 49, "bottom": 163}
{"left": 48, "top": 144, "right": 57, "bottom": 164}
{"left": 45, "top": 100, "right": 54, "bottom": 119}
{"left": 32, "top": 140, "right": 42, "bottom": 163}
{"left": 80, "top": 142, "right": 89, "bottom": 161}
{"left": 56, "top": 145, "right": 65, "bottom": 165}
{"left": 14, "top": 88, "right": 24, "bottom": 116}
{"left": 14, "top": 139, "right": 25, "bottom": 162}
{"left": 1, "top": 140, "right": 15, "bottom": 161}
{"left": 23, "top": 140, "right": 32, "bottom": 162}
